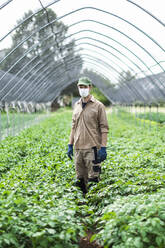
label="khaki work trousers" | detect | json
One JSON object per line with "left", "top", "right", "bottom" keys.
{"left": 74, "top": 148, "right": 100, "bottom": 183}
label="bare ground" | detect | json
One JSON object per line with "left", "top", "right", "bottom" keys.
{"left": 79, "top": 231, "right": 103, "bottom": 248}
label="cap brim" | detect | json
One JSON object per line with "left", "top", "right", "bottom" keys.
{"left": 77, "top": 82, "right": 90, "bottom": 86}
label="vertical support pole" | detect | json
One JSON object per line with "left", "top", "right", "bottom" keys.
{"left": 114, "top": 104, "right": 117, "bottom": 116}
{"left": 110, "top": 104, "right": 113, "bottom": 139}
{"left": 13, "top": 106, "right": 16, "bottom": 136}
{"left": 6, "top": 103, "right": 10, "bottom": 137}
{"left": 15, "top": 105, "right": 18, "bottom": 135}
{"left": 156, "top": 103, "right": 159, "bottom": 132}
{"left": 149, "top": 104, "right": 152, "bottom": 130}
{"left": 0, "top": 109, "right": 1, "bottom": 141}
{"left": 20, "top": 103, "right": 23, "bottom": 131}
{"left": 139, "top": 104, "right": 142, "bottom": 127}
{"left": 18, "top": 102, "right": 22, "bottom": 133}
{"left": 1, "top": 107, "right": 4, "bottom": 139}
{"left": 11, "top": 107, "right": 13, "bottom": 136}
{"left": 134, "top": 103, "right": 137, "bottom": 126}
{"left": 22, "top": 103, "right": 25, "bottom": 130}
{"left": 143, "top": 103, "right": 146, "bottom": 128}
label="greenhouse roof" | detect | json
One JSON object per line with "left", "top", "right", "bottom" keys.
{"left": 0, "top": 0, "right": 165, "bottom": 104}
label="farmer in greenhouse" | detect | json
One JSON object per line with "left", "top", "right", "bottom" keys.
{"left": 67, "top": 77, "right": 109, "bottom": 194}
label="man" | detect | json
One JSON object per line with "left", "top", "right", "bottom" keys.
{"left": 67, "top": 77, "right": 109, "bottom": 194}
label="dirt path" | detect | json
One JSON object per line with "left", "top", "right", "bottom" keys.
{"left": 79, "top": 231, "right": 103, "bottom": 248}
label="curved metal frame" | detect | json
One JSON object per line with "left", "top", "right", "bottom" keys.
{"left": 126, "top": 0, "right": 165, "bottom": 28}
{"left": 0, "top": 4, "right": 164, "bottom": 104}
{"left": 1, "top": 33, "right": 164, "bottom": 102}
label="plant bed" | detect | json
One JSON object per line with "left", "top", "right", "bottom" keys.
{"left": 0, "top": 109, "right": 165, "bottom": 247}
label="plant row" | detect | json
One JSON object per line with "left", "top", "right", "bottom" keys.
{"left": 86, "top": 112, "right": 165, "bottom": 248}
{"left": 0, "top": 110, "right": 86, "bottom": 248}
{"left": 1, "top": 109, "right": 165, "bottom": 247}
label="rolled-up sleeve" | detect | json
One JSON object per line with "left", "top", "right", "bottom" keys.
{"left": 71, "top": 103, "right": 77, "bottom": 130}
{"left": 98, "top": 104, "right": 109, "bottom": 133}
{"left": 72, "top": 114, "right": 76, "bottom": 129}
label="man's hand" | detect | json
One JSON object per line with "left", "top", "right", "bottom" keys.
{"left": 98, "top": 147, "right": 107, "bottom": 162}
{"left": 67, "top": 144, "right": 73, "bottom": 160}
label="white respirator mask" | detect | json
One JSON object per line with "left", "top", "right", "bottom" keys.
{"left": 78, "top": 88, "right": 89, "bottom": 98}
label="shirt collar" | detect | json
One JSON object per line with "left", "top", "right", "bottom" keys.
{"left": 77, "top": 95, "right": 96, "bottom": 104}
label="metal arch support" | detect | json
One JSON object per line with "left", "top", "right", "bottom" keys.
{"left": 0, "top": 4, "right": 164, "bottom": 103}
{"left": 30, "top": 57, "right": 145, "bottom": 103}
{"left": 24, "top": 59, "right": 83, "bottom": 101}
{"left": 80, "top": 54, "right": 121, "bottom": 76}
{"left": 2, "top": 41, "right": 161, "bottom": 102}
{"left": 0, "top": 7, "right": 164, "bottom": 74}
{"left": 17, "top": 57, "right": 69, "bottom": 101}
{"left": 0, "top": 6, "right": 162, "bottom": 102}
{"left": 0, "top": 0, "right": 60, "bottom": 42}
{"left": 1, "top": 18, "right": 164, "bottom": 97}
{"left": 17, "top": 54, "right": 82, "bottom": 101}
{"left": 0, "top": 0, "right": 13, "bottom": 10}
{"left": 0, "top": 37, "right": 164, "bottom": 102}
{"left": 63, "top": 60, "right": 161, "bottom": 104}
{"left": 70, "top": 7, "right": 165, "bottom": 53}
{"left": 64, "top": 28, "right": 161, "bottom": 79}
{"left": 38, "top": 70, "right": 115, "bottom": 104}
{"left": 28, "top": 59, "right": 114, "bottom": 102}
{"left": 1, "top": 19, "right": 161, "bottom": 85}
{"left": 79, "top": 51, "right": 165, "bottom": 101}
{"left": 67, "top": 61, "right": 146, "bottom": 102}
{"left": 47, "top": 70, "right": 131, "bottom": 104}
{"left": 1, "top": 56, "right": 52, "bottom": 101}
{"left": 22, "top": 53, "right": 143, "bottom": 103}
{"left": 80, "top": 55, "right": 148, "bottom": 103}
{"left": 68, "top": 19, "right": 165, "bottom": 73}
{"left": 0, "top": 36, "right": 134, "bottom": 99}
{"left": 78, "top": 47, "right": 127, "bottom": 73}
{"left": 0, "top": 45, "right": 40, "bottom": 84}
{"left": 23, "top": 68, "right": 79, "bottom": 102}
{"left": 56, "top": 26, "right": 165, "bottom": 95}
{"left": 0, "top": 33, "right": 62, "bottom": 98}
{"left": 1, "top": 51, "right": 81, "bottom": 102}
{"left": 0, "top": 27, "right": 138, "bottom": 84}
{"left": 47, "top": 73, "right": 131, "bottom": 104}
{"left": 126, "top": 0, "right": 165, "bottom": 28}
{"left": 76, "top": 42, "right": 165, "bottom": 97}
{"left": 80, "top": 70, "right": 131, "bottom": 104}
{"left": 0, "top": 34, "right": 147, "bottom": 99}
{"left": 0, "top": 35, "right": 141, "bottom": 101}
{"left": 0, "top": 55, "right": 40, "bottom": 100}
{"left": 1, "top": 20, "right": 165, "bottom": 101}
{"left": 23, "top": 56, "right": 117, "bottom": 102}
{"left": 66, "top": 29, "right": 147, "bottom": 72}
{"left": 76, "top": 37, "right": 153, "bottom": 79}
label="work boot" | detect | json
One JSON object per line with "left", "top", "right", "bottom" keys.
{"left": 88, "top": 177, "right": 99, "bottom": 183}
{"left": 75, "top": 178, "right": 87, "bottom": 195}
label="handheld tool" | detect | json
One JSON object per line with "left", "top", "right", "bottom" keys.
{"left": 92, "top": 146, "right": 102, "bottom": 173}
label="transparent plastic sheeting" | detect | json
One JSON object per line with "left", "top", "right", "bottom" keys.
{"left": 0, "top": 0, "right": 165, "bottom": 104}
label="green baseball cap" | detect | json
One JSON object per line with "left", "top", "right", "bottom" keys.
{"left": 77, "top": 77, "right": 92, "bottom": 86}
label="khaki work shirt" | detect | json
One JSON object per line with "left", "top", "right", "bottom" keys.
{"left": 71, "top": 95, "right": 109, "bottom": 149}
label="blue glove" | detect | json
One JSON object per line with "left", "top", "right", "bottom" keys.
{"left": 98, "top": 147, "right": 107, "bottom": 162}
{"left": 67, "top": 144, "right": 73, "bottom": 160}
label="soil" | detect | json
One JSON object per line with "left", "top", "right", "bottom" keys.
{"left": 79, "top": 231, "right": 103, "bottom": 248}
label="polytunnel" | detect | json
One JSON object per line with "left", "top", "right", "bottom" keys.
{"left": 1, "top": 1, "right": 165, "bottom": 247}
{"left": 0, "top": 0, "right": 164, "bottom": 139}
{"left": 0, "top": 0, "right": 165, "bottom": 104}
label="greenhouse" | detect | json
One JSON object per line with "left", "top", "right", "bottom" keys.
{"left": 0, "top": 0, "right": 165, "bottom": 247}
